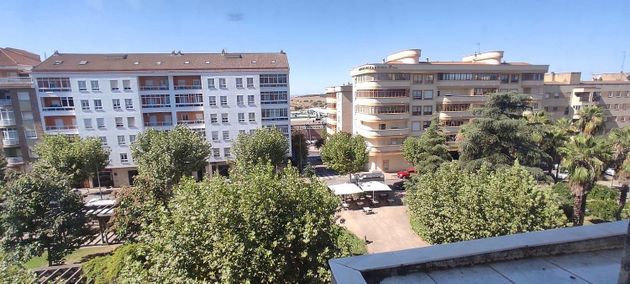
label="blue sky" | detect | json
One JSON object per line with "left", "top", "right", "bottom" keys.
{"left": 2, "top": 0, "right": 629, "bottom": 95}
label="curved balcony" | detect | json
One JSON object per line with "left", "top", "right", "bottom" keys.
{"left": 356, "top": 113, "right": 409, "bottom": 121}
{"left": 435, "top": 80, "right": 500, "bottom": 87}
{"left": 441, "top": 95, "right": 488, "bottom": 104}
{"left": 355, "top": 97, "right": 411, "bottom": 106}
{"left": 441, "top": 125, "right": 461, "bottom": 134}
{"left": 367, "top": 144, "right": 402, "bottom": 153}
{"left": 439, "top": 111, "right": 474, "bottom": 119}
{"left": 357, "top": 127, "right": 409, "bottom": 138}
{"left": 355, "top": 81, "right": 411, "bottom": 89}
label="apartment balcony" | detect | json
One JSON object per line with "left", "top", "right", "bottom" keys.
{"left": 0, "top": 77, "right": 33, "bottom": 88}
{"left": 357, "top": 127, "right": 409, "bottom": 138}
{"left": 435, "top": 80, "right": 500, "bottom": 88}
{"left": 176, "top": 111, "right": 205, "bottom": 128}
{"left": 43, "top": 116, "right": 77, "bottom": 134}
{"left": 0, "top": 118, "right": 16, "bottom": 127}
{"left": 0, "top": 98, "right": 13, "bottom": 107}
{"left": 6, "top": 156, "right": 24, "bottom": 165}
{"left": 355, "top": 97, "right": 411, "bottom": 106}
{"left": 441, "top": 125, "right": 462, "bottom": 134}
{"left": 173, "top": 76, "right": 202, "bottom": 90}
{"left": 144, "top": 121, "right": 173, "bottom": 127}
{"left": 439, "top": 111, "right": 474, "bottom": 119}
{"left": 368, "top": 144, "right": 402, "bottom": 153}
{"left": 355, "top": 80, "right": 411, "bottom": 89}
{"left": 2, "top": 137, "right": 19, "bottom": 147}
{"left": 45, "top": 124, "right": 78, "bottom": 133}
{"left": 441, "top": 95, "right": 488, "bottom": 104}
{"left": 138, "top": 76, "right": 169, "bottom": 91}
{"left": 356, "top": 112, "right": 409, "bottom": 121}
{"left": 143, "top": 112, "right": 173, "bottom": 129}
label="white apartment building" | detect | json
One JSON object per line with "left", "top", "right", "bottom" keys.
{"left": 325, "top": 85, "right": 353, "bottom": 135}
{"left": 32, "top": 51, "right": 290, "bottom": 186}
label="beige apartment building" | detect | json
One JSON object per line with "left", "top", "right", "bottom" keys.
{"left": 543, "top": 72, "right": 630, "bottom": 131}
{"left": 324, "top": 84, "right": 353, "bottom": 135}
{"left": 0, "top": 48, "right": 43, "bottom": 170}
{"left": 349, "top": 49, "right": 548, "bottom": 172}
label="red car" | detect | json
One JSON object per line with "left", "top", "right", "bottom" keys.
{"left": 396, "top": 167, "right": 416, "bottom": 179}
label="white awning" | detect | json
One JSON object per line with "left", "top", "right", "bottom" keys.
{"left": 359, "top": 181, "right": 392, "bottom": 192}
{"left": 328, "top": 183, "right": 363, "bottom": 196}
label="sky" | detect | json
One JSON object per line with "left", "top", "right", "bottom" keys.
{"left": 2, "top": 0, "right": 629, "bottom": 95}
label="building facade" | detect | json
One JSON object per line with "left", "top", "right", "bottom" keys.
{"left": 0, "top": 48, "right": 43, "bottom": 170}
{"left": 350, "top": 49, "right": 548, "bottom": 172}
{"left": 325, "top": 85, "right": 353, "bottom": 135}
{"left": 32, "top": 51, "right": 290, "bottom": 186}
{"left": 543, "top": 72, "right": 630, "bottom": 132}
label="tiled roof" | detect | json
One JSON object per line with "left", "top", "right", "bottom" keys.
{"left": 0, "top": 47, "right": 41, "bottom": 67}
{"left": 33, "top": 51, "right": 289, "bottom": 72}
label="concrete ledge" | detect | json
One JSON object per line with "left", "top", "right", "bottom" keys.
{"left": 329, "top": 220, "right": 628, "bottom": 284}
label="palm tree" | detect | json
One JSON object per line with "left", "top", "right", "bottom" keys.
{"left": 609, "top": 127, "right": 630, "bottom": 219}
{"left": 560, "top": 134, "right": 611, "bottom": 225}
{"left": 575, "top": 106, "right": 605, "bottom": 136}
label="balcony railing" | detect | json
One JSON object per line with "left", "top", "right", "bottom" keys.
{"left": 6, "top": 157, "right": 24, "bottom": 165}
{"left": 0, "top": 99, "right": 12, "bottom": 106}
{"left": 174, "top": 85, "right": 202, "bottom": 90}
{"left": 2, "top": 137, "right": 19, "bottom": 146}
{"left": 0, "top": 77, "right": 33, "bottom": 86}
{"left": 144, "top": 121, "right": 173, "bottom": 127}
{"left": 139, "top": 85, "right": 169, "bottom": 91}
{"left": 45, "top": 125, "right": 78, "bottom": 131}
{"left": 42, "top": 106, "right": 75, "bottom": 111}
{"left": 0, "top": 119, "right": 16, "bottom": 126}
{"left": 177, "top": 119, "right": 205, "bottom": 125}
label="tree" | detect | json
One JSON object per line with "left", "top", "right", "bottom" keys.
{"left": 116, "top": 164, "right": 345, "bottom": 283}
{"left": 458, "top": 93, "right": 549, "bottom": 173}
{"left": 0, "top": 150, "right": 7, "bottom": 183}
{"left": 528, "top": 113, "right": 570, "bottom": 181}
{"left": 406, "top": 161, "right": 566, "bottom": 244}
{"left": 131, "top": 125, "right": 211, "bottom": 204}
{"left": 0, "top": 167, "right": 89, "bottom": 266}
{"left": 233, "top": 127, "right": 289, "bottom": 169}
{"left": 35, "top": 135, "right": 110, "bottom": 187}
{"left": 0, "top": 250, "right": 35, "bottom": 283}
{"left": 291, "top": 132, "right": 308, "bottom": 171}
{"left": 575, "top": 106, "right": 605, "bottom": 136}
{"left": 81, "top": 243, "right": 144, "bottom": 284}
{"left": 402, "top": 118, "right": 451, "bottom": 174}
{"left": 320, "top": 132, "right": 367, "bottom": 176}
{"left": 609, "top": 127, "right": 630, "bottom": 219}
{"left": 560, "top": 134, "right": 611, "bottom": 225}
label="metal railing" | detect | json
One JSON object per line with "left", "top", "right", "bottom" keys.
{"left": 177, "top": 119, "right": 204, "bottom": 125}
{"left": 144, "top": 121, "right": 173, "bottom": 127}
{"left": 46, "top": 125, "right": 78, "bottom": 131}
{"left": 0, "top": 99, "right": 12, "bottom": 106}
{"left": 174, "top": 84, "right": 202, "bottom": 90}
{"left": 42, "top": 106, "right": 75, "bottom": 111}
{"left": 2, "top": 138, "right": 19, "bottom": 146}
{"left": 0, "top": 77, "right": 32, "bottom": 86}
{"left": 139, "top": 85, "right": 169, "bottom": 91}
{"left": 0, "top": 119, "right": 16, "bottom": 126}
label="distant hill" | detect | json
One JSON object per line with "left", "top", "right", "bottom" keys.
{"left": 291, "top": 94, "right": 326, "bottom": 110}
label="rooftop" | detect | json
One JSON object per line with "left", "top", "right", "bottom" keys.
{"left": 0, "top": 47, "right": 41, "bottom": 67}
{"left": 330, "top": 221, "right": 627, "bottom": 284}
{"left": 33, "top": 51, "right": 289, "bottom": 72}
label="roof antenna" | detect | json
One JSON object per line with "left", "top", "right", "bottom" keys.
{"left": 621, "top": 50, "right": 626, "bottom": 72}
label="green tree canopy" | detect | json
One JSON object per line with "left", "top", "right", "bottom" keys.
{"left": 35, "top": 135, "right": 110, "bottom": 187}
{"left": 402, "top": 118, "right": 451, "bottom": 174}
{"left": 233, "top": 127, "right": 289, "bottom": 169}
{"left": 608, "top": 127, "right": 630, "bottom": 219}
{"left": 560, "top": 134, "right": 611, "bottom": 225}
{"left": 116, "top": 164, "right": 345, "bottom": 283}
{"left": 0, "top": 167, "right": 89, "bottom": 266}
{"left": 320, "top": 132, "right": 368, "bottom": 175}
{"left": 458, "top": 93, "right": 549, "bottom": 175}
{"left": 0, "top": 250, "right": 35, "bottom": 283}
{"left": 575, "top": 106, "right": 605, "bottom": 136}
{"left": 406, "top": 161, "right": 566, "bottom": 244}
{"left": 131, "top": 125, "right": 211, "bottom": 203}
{"left": 291, "top": 132, "right": 308, "bottom": 171}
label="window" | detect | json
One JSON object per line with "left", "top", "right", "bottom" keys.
{"left": 237, "top": 95, "right": 244, "bottom": 105}
{"left": 141, "top": 94, "right": 170, "bottom": 108}
{"left": 207, "top": 78, "right": 215, "bottom": 89}
{"left": 118, "top": 135, "right": 126, "bottom": 145}
{"left": 422, "top": 121, "right": 431, "bottom": 129}
{"left": 120, "top": 153, "right": 129, "bottom": 163}
{"left": 412, "top": 121, "right": 421, "bottom": 131}
{"left": 208, "top": 96, "right": 217, "bottom": 106}
{"left": 259, "top": 74, "right": 288, "bottom": 87}
{"left": 110, "top": 80, "right": 119, "bottom": 91}
{"left": 223, "top": 130, "right": 230, "bottom": 140}
{"left": 249, "top": 129, "right": 256, "bottom": 134}
{"left": 78, "top": 80, "right": 87, "bottom": 91}
{"left": 261, "top": 108, "right": 288, "bottom": 121}
{"left": 97, "top": 118, "right": 105, "bottom": 129}
{"left": 99, "top": 136, "right": 107, "bottom": 146}
{"left": 221, "top": 113, "right": 229, "bottom": 123}
{"left": 210, "top": 114, "right": 218, "bottom": 124}
{"left": 236, "top": 78, "right": 243, "bottom": 88}
{"left": 125, "top": 99, "right": 133, "bottom": 109}
{"left": 247, "top": 77, "right": 254, "bottom": 88}
{"left": 129, "top": 135, "right": 136, "bottom": 144}
{"left": 90, "top": 80, "right": 100, "bottom": 91}
{"left": 219, "top": 78, "right": 227, "bottom": 89}
{"left": 123, "top": 80, "right": 131, "bottom": 91}
{"left": 175, "top": 94, "right": 203, "bottom": 107}
{"left": 84, "top": 118, "right": 92, "bottom": 129}
{"left": 36, "top": 77, "right": 71, "bottom": 91}
{"left": 220, "top": 96, "right": 228, "bottom": 106}
{"left": 412, "top": 106, "right": 422, "bottom": 116}
{"left": 94, "top": 99, "right": 103, "bottom": 110}
{"left": 379, "top": 124, "right": 386, "bottom": 130}
{"left": 42, "top": 97, "right": 74, "bottom": 111}
{"left": 127, "top": 117, "right": 135, "bottom": 127}
{"left": 81, "top": 100, "right": 90, "bottom": 111}
{"left": 616, "top": 91, "right": 622, "bottom": 98}
{"left": 423, "top": 106, "right": 433, "bottom": 115}
{"left": 115, "top": 117, "right": 124, "bottom": 128}
{"left": 239, "top": 130, "right": 246, "bottom": 135}
{"left": 25, "top": 129, "right": 37, "bottom": 139}
{"left": 212, "top": 148, "right": 220, "bottom": 158}
{"left": 211, "top": 131, "right": 219, "bottom": 141}
{"left": 113, "top": 99, "right": 121, "bottom": 110}
{"left": 260, "top": 91, "right": 288, "bottom": 104}
{"left": 423, "top": 90, "right": 434, "bottom": 100}
{"left": 249, "top": 112, "right": 256, "bottom": 122}
{"left": 248, "top": 95, "right": 255, "bottom": 105}
{"left": 238, "top": 113, "right": 245, "bottom": 122}
{"left": 412, "top": 90, "right": 422, "bottom": 100}
{"left": 224, "top": 147, "right": 231, "bottom": 158}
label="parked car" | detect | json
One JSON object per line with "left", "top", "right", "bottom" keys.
{"left": 351, "top": 171, "right": 385, "bottom": 183}
{"left": 397, "top": 167, "right": 416, "bottom": 179}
